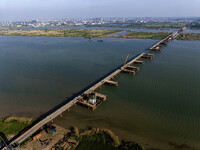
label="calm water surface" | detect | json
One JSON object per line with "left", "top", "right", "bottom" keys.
{"left": 183, "top": 29, "right": 200, "bottom": 33}
{"left": 0, "top": 36, "right": 152, "bottom": 116}
{"left": 0, "top": 36, "right": 199, "bottom": 149}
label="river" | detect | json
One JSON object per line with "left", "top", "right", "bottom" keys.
{"left": 0, "top": 35, "right": 199, "bottom": 149}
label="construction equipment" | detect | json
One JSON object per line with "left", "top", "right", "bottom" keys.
{"left": 121, "top": 54, "right": 129, "bottom": 70}
{"left": 46, "top": 125, "right": 57, "bottom": 135}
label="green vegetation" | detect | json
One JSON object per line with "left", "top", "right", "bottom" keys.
{"left": 168, "top": 142, "right": 194, "bottom": 150}
{"left": 0, "top": 29, "right": 172, "bottom": 40}
{"left": 176, "top": 33, "right": 200, "bottom": 40}
{"left": 0, "top": 29, "right": 122, "bottom": 38}
{"left": 91, "top": 22, "right": 200, "bottom": 29}
{"left": 0, "top": 116, "right": 33, "bottom": 143}
{"left": 52, "top": 127, "right": 144, "bottom": 150}
{"left": 76, "top": 133, "right": 143, "bottom": 150}
{"left": 0, "top": 119, "right": 29, "bottom": 135}
{"left": 76, "top": 133, "right": 119, "bottom": 150}
{"left": 119, "top": 32, "right": 170, "bottom": 39}
{"left": 76, "top": 128, "right": 144, "bottom": 150}
{"left": 187, "top": 22, "right": 200, "bottom": 29}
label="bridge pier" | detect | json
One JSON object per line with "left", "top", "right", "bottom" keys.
{"left": 134, "top": 60, "right": 144, "bottom": 65}
{"left": 122, "top": 68, "right": 135, "bottom": 75}
{"left": 126, "top": 65, "right": 139, "bottom": 72}
{"left": 105, "top": 80, "right": 119, "bottom": 86}
{"left": 141, "top": 53, "right": 154, "bottom": 59}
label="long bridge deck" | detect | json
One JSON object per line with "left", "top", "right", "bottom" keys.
{"left": 9, "top": 28, "right": 185, "bottom": 149}
{"left": 149, "top": 29, "right": 182, "bottom": 51}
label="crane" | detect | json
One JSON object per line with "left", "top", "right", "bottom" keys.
{"left": 121, "top": 54, "right": 129, "bottom": 70}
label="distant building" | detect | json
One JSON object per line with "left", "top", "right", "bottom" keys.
{"left": 31, "top": 20, "right": 37, "bottom": 24}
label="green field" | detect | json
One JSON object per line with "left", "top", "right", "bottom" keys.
{"left": 76, "top": 133, "right": 143, "bottom": 150}
{"left": 0, "top": 117, "right": 33, "bottom": 143}
{"left": 0, "top": 119, "right": 29, "bottom": 135}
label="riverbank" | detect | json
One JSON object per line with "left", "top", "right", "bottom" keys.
{"left": 0, "top": 116, "right": 33, "bottom": 145}
{"left": 0, "top": 117, "right": 145, "bottom": 150}
{"left": 20, "top": 124, "right": 146, "bottom": 150}
{"left": 1, "top": 116, "right": 197, "bottom": 150}
{"left": 0, "top": 29, "right": 121, "bottom": 38}
{"left": 176, "top": 33, "right": 200, "bottom": 40}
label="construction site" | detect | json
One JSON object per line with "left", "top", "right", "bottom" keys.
{"left": 0, "top": 27, "right": 186, "bottom": 150}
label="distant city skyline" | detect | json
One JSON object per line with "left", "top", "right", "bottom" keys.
{"left": 0, "top": 0, "right": 200, "bottom": 21}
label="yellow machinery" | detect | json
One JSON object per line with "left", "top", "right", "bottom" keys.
{"left": 121, "top": 54, "right": 129, "bottom": 70}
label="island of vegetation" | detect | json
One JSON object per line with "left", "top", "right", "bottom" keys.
{"left": 0, "top": 29, "right": 122, "bottom": 38}
{"left": 0, "top": 29, "right": 171, "bottom": 40}
{"left": 176, "top": 33, "right": 200, "bottom": 40}
{"left": 0, "top": 28, "right": 199, "bottom": 40}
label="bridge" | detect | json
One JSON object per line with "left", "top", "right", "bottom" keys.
{"left": 8, "top": 28, "right": 185, "bottom": 149}
{"left": 149, "top": 28, "right": 184, "bottom": 51}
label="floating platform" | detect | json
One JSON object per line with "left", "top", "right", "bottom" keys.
{"left": 77, "top": 100, "right": 97, "bottom": 111}
{"left": 77, "top": 92, "right": 107, "bottom": 111}
{"left": 93, "top": 92, "right": 107, "bottom": 101}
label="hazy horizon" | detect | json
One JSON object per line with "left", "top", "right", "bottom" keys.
{"left": 0, "top": 0, "right": 200, "bottom": 22}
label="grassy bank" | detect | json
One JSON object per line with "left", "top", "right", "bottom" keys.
{"left": 76, "top": 128, "right": 144, "bottom": 150}
{"left": 0, "top": 116, "right": 33, "bottom": 143}
{"left": 118, "top": 32, "right": 170, "bottom": 39}
{"left": 52, "top": 127, "right": 145, "bottom": 150}
{"left": 176, "top": 33, "right": 200, "bottom": 40}
{"left": 0, "top": 29, "right": 121, "bottom": 38}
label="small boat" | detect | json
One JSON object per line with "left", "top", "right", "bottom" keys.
{"left": 97, "top": 40, "right": 103, "bottom": 42}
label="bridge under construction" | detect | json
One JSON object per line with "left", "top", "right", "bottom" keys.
{"left": 7, "top": 27, "right": 185, "bottom": 149}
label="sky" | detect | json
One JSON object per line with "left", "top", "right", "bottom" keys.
{"left": 0, "top": 0, "right": 200, "bottom": 21}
